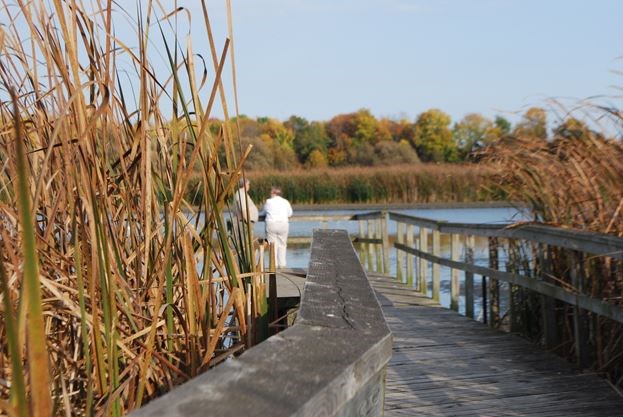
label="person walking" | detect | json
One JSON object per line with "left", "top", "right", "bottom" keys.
{"left": 263, "top": 186, "right": 293, "bottom": 268}
{"left": 234, "top": 178, "right": 259, "bottom": 225}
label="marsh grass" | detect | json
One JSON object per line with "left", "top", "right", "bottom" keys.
{"left": 0, "top": 1, "right": 262, "bottom": 415}
{"left": 241, "top": 164, "right": 501, "bottom": 205}
{"left": 481, "top": 122, "right": 623, "bottom": 384}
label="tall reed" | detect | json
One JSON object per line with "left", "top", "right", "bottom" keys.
{"left": 481, "top": 126, "right": 623, "bottom": 383}
{"left": 240, "top": 164, "right": 501, "bottom": 205}
{"left": 0, "top": 1, "right": 258, "bottom": 415}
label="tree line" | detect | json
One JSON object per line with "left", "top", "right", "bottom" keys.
{"left": 203, "top": 106, "right": 593, "bottom": 171}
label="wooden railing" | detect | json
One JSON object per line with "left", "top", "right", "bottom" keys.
{"left": 280, "top": 209, "right": 623, "bottom": 368}
{"left": 129, "top": 229, "right": 392, "bottom": 417}
{"left": 260, "top": 207, "right": 623, "bottom": 371}
{"left": 386, "top": 211, "right": 623, "bottom": 369}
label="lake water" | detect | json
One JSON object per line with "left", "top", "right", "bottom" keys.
{"left": 255, "top": 205, "right": 529, "bottom": 318}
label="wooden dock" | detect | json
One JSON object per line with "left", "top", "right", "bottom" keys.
{"left": 367, "top": 272, "right": 623, "bottom": 416}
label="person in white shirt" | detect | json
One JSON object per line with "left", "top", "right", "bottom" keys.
{"left": 263, "top": 186, "right": 293, "bottom": 268}
{"left": 234, "top": 179, "right": 259, "bottom": 224}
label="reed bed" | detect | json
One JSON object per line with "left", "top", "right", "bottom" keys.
{"left": 240, "top": 164, "right": 501, "bottom": 205}
{"left": 481, "top": 130, "right": 623, "bottom": 384}
{"left": 0, "top": 1, "right": 260, "bottom": 416}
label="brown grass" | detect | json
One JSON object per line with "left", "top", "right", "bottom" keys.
{"left": 0, "top": 1, "right": 262, "bottom": 416}
{"left": 242, "top": 163, "right": 501, "bottom": 204}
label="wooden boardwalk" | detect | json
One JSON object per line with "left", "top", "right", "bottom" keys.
{"left": 367, "top": 272, "right": 623, "bottom": 417}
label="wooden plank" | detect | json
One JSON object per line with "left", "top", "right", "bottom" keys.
{"left": 357, "top": 220, "right": 366, "bottom": 265}
{"left": 368, "top": 272, "right": 623, "bottom": 417}
{"left": 451, "top": 233, "right": 460, "bottom": 311}
{"left": 367, "top": 219, "right": 374, "bottom": 271}
{"left": 406, "top": 224, "right": 414, "bottom": 287}
{"left": 488, "top": 237, "right": 500, "bottom": 328}
{"left": 375, "top": 218, "right": 383, "bottom": 272}
{"left": 381, "top": 213, "right": 390, "bottom": 275}
{"left": 389, "top": 212, "right": 443, "bottom": 230}
{"left": 396, "top": 222, "right": 404, "bottom": 283}
{"left": 464, "top": 235, "right": 475, "bottom": 319}
{"left": 432, "top": 230, "right": 441, "bottom": 302}
{"left": 353, "top": 211, "right": 385, "bottom": 221}
{"left": 418, "top": 227, "right": 429, "bottom": 294}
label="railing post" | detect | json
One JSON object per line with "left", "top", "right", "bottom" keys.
{"left": 465, "top": 235, "right": 475, "bottom": 319}
{"left": 432, "top": 229, "right": 441, "bottom": 302}
{"left": 570, "top": 251, "right": 590, "bottom": 367}
{"left": 396, "top": 222, "right": 404, "bottom": 283}
{"left": 406, "top": 224, "right": 415, "bottom": 287}
{"left": 268, "top": 243, "right": 278, "bottom": 336}
{"left": 488, "top": 237, "right": 500, "bottom": 327}
{"left": 418, "top": 227, "right": 428, "bottom": 294}
{"left": 508, "top": 239, "right": 521, "bottom": 334}
{"left": 367, "top": 219, "right": 374, "bottom": 271}
{"left": 358, "top": 220, "right": 366, "bottom": 266}
{"left": 381, "top": 212, "right": 390, "bottom": 275}
{"left": 539, "top": 244, "right": 559, "bottom": 350}
{"left": 451, "top": 234, "right": 460, "bottom": 312}
{"left": 375, "top": 218, "right": 382, "bottom": 272}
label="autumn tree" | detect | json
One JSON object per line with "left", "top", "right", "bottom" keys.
{"left": 285, "top": 115, "right": 330, "bottom": 165}
{"left": 514, "top": 107, "right": 548, "bottom": 140}
{"left": 452, "top": 113, "right": 499, "bottom": 159}
{"left": 552, "top": 117, "right": 592, "bottom": 141}
{"left": 373, "top": 140, "right": 420, "bottom": 165}
{"left": 412, "top": 109, "right": 457, "bottom": 162}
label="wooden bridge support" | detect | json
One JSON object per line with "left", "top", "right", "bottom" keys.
{"left": 450, "top": 234, "right": 460, "bottom": 312}
{"left": 488, "top": 237, "right": 500, "bottom": 328}
{"left": 432, "top": 229, "right": 441, "bottom": 302}
{"left": 419, "top": 227, "right": 429, "bottom": 294}
{"left": 406, "top": 225, "right": 415, "bottom": 286}
{"left": 464, "top": 235, "right": 475, "bottom": 319}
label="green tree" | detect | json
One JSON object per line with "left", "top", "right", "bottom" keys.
{"left": 452, "top": 113, "right": 497, "bottom": 159}
{"left": 285, "top": 116, "right": 330, "bottom": 164}
{"left": 494, "top": 115, "right": 512, "bottom": 136}
{"left": 412, "top": 109, "right": 457, "bottom": 162}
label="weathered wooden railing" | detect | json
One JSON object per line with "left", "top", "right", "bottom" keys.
{"left": 387, "top": 211, "right": 623, "bottom": 369}
{"left": 130, "top": 229, "right": 391, "bottom": 417}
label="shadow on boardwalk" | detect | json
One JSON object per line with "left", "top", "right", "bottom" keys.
{"left": 367, "top": 272, "right": 623, "bottom": 417}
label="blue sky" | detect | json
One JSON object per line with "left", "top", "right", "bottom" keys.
{"left": 185, "top": 0, "right": 622, "bottom": 125}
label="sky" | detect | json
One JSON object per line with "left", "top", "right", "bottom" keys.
{"left": 184, "top": 0, "right": 622, "bottom": 125}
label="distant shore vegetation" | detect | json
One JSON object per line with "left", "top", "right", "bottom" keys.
{"left": 182, "top": 106, "right": 619, "bottom": 205}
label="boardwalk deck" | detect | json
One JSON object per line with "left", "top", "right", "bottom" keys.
{"left": 367, "top": 272, "right": 623, "bottom": 417}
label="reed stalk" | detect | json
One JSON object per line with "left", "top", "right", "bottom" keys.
{"left": 0, "top": 1, "right": 262, "bottom": 415}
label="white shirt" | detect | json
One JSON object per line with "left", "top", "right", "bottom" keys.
{"left": 234, "top": 187, "right": 259, "bottom": 223}
{"left": 264, "top": 195, "right": 293, "bottom": 223}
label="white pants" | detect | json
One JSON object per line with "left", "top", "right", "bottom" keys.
{"left": 266, "top": 221, "right": 289, "bottom": 268}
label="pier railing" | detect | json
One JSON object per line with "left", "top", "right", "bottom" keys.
{"left": 275, "top": 209, "right": 623, "bottom": 371}
{"left": 374, "top": 211, "right": 623, "bottom": 371}
{"left": 130, "top": 229, "right": 392, "bottom": 417}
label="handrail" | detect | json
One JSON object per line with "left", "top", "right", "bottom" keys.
{"left": 256, "top": 211, "right": 386, "bottom": 223}
{"left": 396, "top": 242, "right": 623, "bottom": 324}
{"left": 389, "top": 212, "right": 623, "bottom": 259}
{"left": 129, "top": 229, "right": 392, "bottom": 417}
{"left": 387, "top": 210, "right": 623, "bottom": 371}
